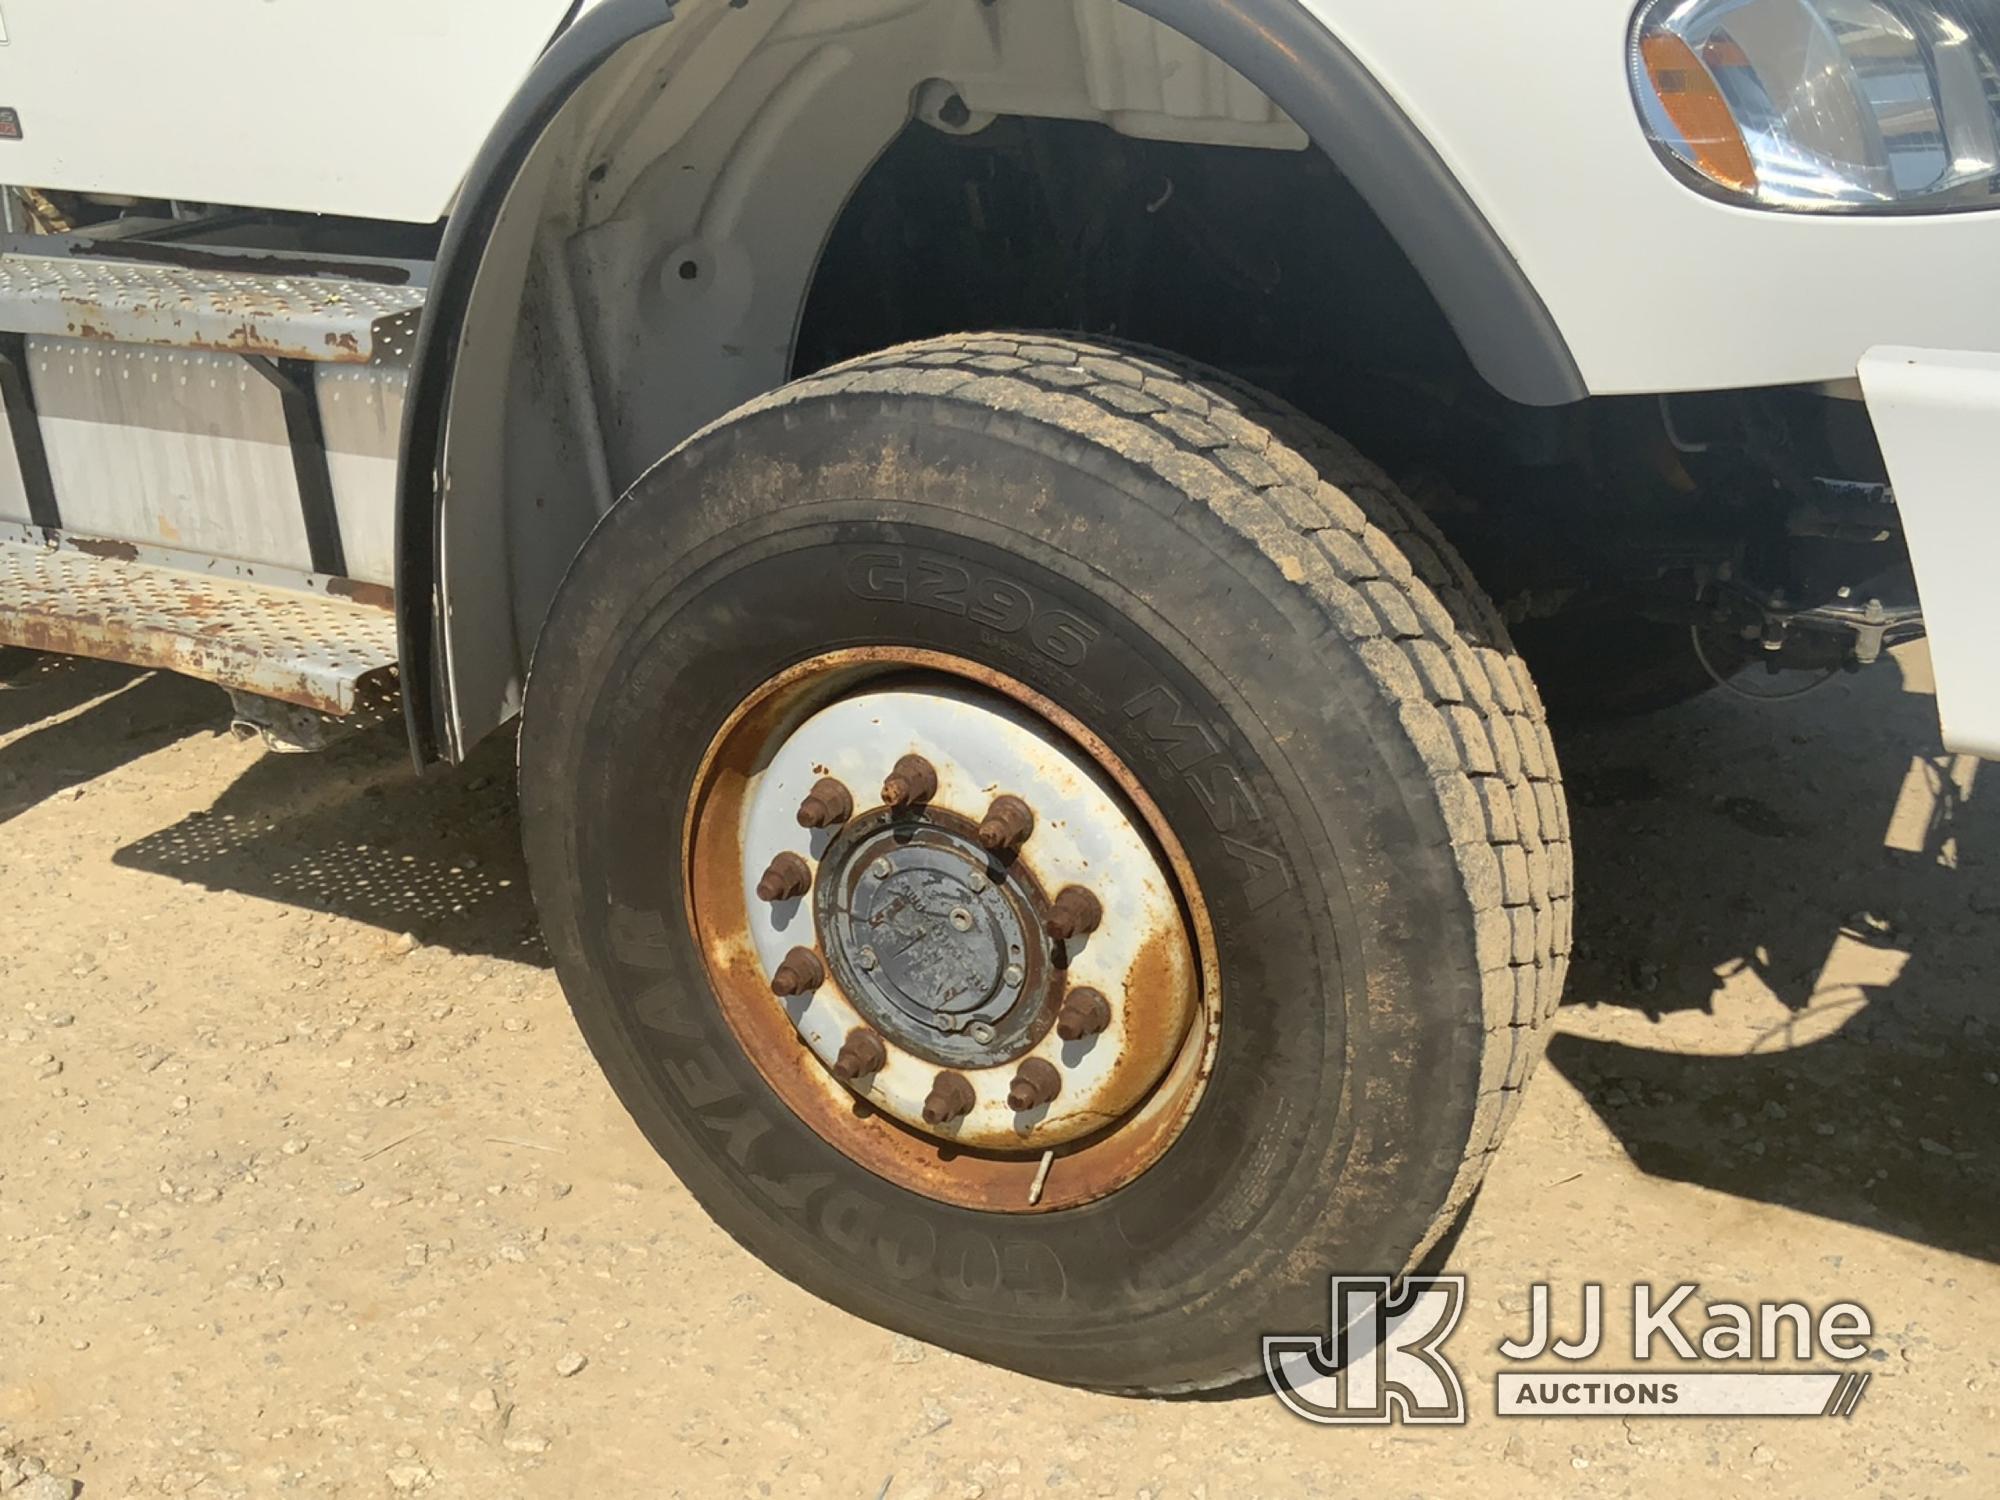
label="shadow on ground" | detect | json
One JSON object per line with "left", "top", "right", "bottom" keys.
{"left": 1550, "top": 657, "right": 2000, "bottom": 1264}
{"left": 0, "top": 656, "right": 222, "bottom": 826}
{"left": 9, "top": 643, "right": 1997, "bottom": 1264}
{"left": 111, "top": 716, "right": 545, "bottom": 966}
{"left": 0, "top": 654, "right": 539, "bottom": 964}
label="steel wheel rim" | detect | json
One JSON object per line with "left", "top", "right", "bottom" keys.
{"left": 683, "top": 648, "right": 1220, "bottom": 1213}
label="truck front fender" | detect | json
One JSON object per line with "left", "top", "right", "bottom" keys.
{"left": 396, "top": 0, "right": 1584, "bottom": 764}
{"left": 396, "top": 0, "right": 678, "bottom": 765}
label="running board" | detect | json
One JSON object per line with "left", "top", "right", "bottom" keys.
{"left": 0, "top": 534, "right": 397, "bottom": 714}
{"left": 0, "top": 251, "right": 423, "bottom": 364}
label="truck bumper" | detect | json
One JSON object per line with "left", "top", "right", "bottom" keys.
{"left": 1858, "top": 348, "right": 2000, "bottom": 760}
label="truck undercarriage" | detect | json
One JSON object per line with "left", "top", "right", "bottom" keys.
{"left": 799, "top": 116, "right": 1927, "bottom": 712}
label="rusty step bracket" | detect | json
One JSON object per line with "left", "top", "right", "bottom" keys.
{"left": 0, "top": 252, "right": 425, "bottom": 365}
{"left": 0, "top": 534, "right": 398, "bottom": 714}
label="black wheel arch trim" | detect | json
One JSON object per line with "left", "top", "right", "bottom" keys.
{"left": 1125, "top": 0, "right": 1588, "bottom": 410}
{"left": 394, "top": 0, "right": 679, "bottom": 766}
{"left": 395, "top": 0, "right": 1584, "bottom": 766}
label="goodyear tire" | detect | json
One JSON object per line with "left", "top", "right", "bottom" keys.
{"left": 519, "top": 334, "right": 1571, "bottom": 1392}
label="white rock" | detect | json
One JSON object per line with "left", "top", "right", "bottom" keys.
{"left": 385, "top": 1461, "right": 431, "bottom": 1492}
{"left": 555, "top": 1351, "right": 587, "bottom": 1378}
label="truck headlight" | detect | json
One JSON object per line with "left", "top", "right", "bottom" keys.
{"left": 1630, "top": 0, "right": 2000, "bottom": 212}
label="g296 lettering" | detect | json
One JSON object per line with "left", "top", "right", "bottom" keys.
{"left": 846, "top": 548, "right": 1099, "bottom": 667}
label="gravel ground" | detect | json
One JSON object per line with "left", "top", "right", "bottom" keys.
{"left": 0, "top": 642, "right": 1995, "bottom": 1498}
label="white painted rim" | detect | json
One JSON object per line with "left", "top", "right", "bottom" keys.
{"left": 737, "top": 679, "right": 1197, "bottom": 1150}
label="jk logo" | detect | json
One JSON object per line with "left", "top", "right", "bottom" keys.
{"left": 1263, "top": 1275, "right": 1468, "bottom": 1425}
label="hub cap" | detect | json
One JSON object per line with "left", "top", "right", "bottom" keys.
{"left": 815, "top": 808, "right": 1050, "bottom": 1068}
{"left": 686, "top": 651, "right": 1217, "bottom": 1211}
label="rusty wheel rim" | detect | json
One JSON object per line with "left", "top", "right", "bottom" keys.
{"left": 684, "top": 649, "right": 1220, "bottom": 1212}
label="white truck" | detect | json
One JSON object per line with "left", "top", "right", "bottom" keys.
{"left": 0, "top": 0, "right": 1992, "bottom": 1392}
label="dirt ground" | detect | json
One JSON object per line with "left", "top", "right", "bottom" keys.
{"left": 0, "top": 641, "right": 1995, "bottom": 1498}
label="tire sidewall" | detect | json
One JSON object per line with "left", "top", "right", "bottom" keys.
{"left": 520, "top": 390, "right": 1484, "bottom": 1389}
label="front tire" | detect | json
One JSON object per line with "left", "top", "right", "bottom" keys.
{"left": 519, "top": 335, "right": 1571, "bottom": 1392}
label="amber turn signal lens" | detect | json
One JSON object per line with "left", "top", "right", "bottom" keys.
{"left": 1641, "top": 33, "right": 1758, "bottom": 195}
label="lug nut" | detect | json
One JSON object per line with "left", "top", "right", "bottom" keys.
{"left": 976, "top": 794, "right": 1035, "bottom": 853}
{"left": 922, "top": 1070, "right": 977, "bottom": 1125}
{"left": 1055, "top": 986, "right": 1113, "bottom": 1041}
{"left": 796, "top": 777, "right": 854, "bottom": 829}
{"left": 1007, "top": 1057, "right": 1063, "bottom": 1112}
{"left": 1045, "top": 885, "right": 1103, "bottom": 942}
{"left": 882, "top": 754, "right": 938, "bottom": 810}
{"left": 832, "top": 1028, "right": 887, "bottom": 1082}
{"left": 755, "top": 851, "right": 812, "bottom": 902}
{"left": 769, "top": 947, "right": 825, "bottom": 997}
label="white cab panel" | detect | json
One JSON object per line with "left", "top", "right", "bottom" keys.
{"left": 1297, "top": 0, "right": 2000, "bottom": 394}
{"left": 0, "top": 0, "right": 573, "bottom": 222}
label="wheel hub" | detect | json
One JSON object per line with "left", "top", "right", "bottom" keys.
{"left": 817, "top": 810, "right": 1053, "bottom": 1067}
{"left": 688, "top": 653, "right": 1215, "bottom": 1208}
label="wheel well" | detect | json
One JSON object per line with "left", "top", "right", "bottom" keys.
{"left": 795, "top": 113, "right": 1480, "bottom": 465}
{"left": 411, "top": 0, "right": 1582, "bottom": 760}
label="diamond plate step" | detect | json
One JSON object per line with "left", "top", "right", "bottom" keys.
{"left": 0, "top": 252, "right": 424, "bottom": 364}
{"left": 0, "top": 536, "right": 398, "bottom": 714}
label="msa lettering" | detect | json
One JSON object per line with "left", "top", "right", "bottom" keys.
{"left": 1123, "top": 684, "right": 1292, "bottom": 907}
